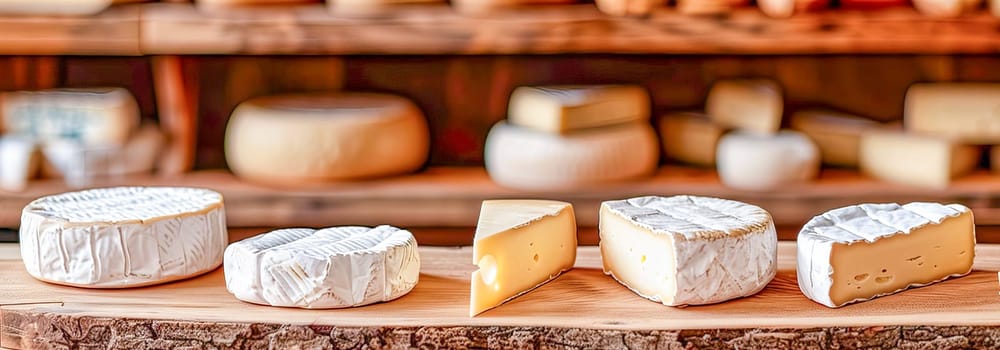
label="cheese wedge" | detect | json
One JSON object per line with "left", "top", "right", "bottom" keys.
{"left": 507, "top": 85, "right": 650, "bottom": 133}
{"left": 471, "top": 200, "right": 577, "bottom": 316}
{"left": 904, "top": 83, "right": 1000, "bottom": 143}
{"left": 790, "top": 109, "right": 881, "bottom": 167}
{"left": 600, "top": 195, "right": 777, "bottom": 306}
{"left": 706, "top": 79, "right": 783, "bottom": 134}
{"left": 797, "top": 202, "right": 975, "bottom": 308}
{"left": 658, "top": 111, "right": 726, "bottom": 167}
{"left": 859, "top": 131, "right": 980, "bottom": 189}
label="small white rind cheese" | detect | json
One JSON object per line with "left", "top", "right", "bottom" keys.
{"left": 600, "top": 195, "right": 777, "bottom": 306}
{"left": 797, "top": 203, "right": 975, "bottom": 308}
{"left": 20, "top": 187, "right": 227, "bottom": 288}
{"left": 225, "top": 225, "right": 420, "bottom": 309}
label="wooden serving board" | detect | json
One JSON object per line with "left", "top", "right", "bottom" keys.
{"left": 3, "top": 242, "right": 1000, "bottom": 349}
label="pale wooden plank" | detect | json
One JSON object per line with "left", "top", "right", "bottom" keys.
{"left": 141, "top": 3, "right": 1000, "bottom": 55}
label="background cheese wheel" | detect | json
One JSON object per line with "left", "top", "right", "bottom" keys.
{"left": 658, "top": 111, "right": 725, "bottom": 167}
{"left": 225, "top": 93, "right": 430, "bottom": 184}
{"left": 705, "top": 79, "right": 783, "bottom": 135}
{"left": 790, "top": 109, "right": 882, "bottom": 168}
{"left": 0, "top": 87, "right": 140, "bottom": 146}
{"left": 716, "top": 130, "right": 820, "bottom": 191}
{"left": 20, "top": 187, "right": 227, "bottom": 288}
{"left": 859, "top": 131, "right": 980, "bottom": 189}
{"left": 0, "top": 0, "right": 140, "bottom": 15}
{"left": 912, "top": 0, "right": 982, "bottom": 17}
{"left": 484, "top": 121, "right": 659, "bottom": 190}
{"left": 904, "top": 83, "right": 1000, "bottom": 144}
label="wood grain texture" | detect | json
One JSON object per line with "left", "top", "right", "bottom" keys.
{"left": 152, "top": 56, "right": 199, "bottom": 175}
{"left": 3, "top": 242, "right": 1000, "bottom": 349}
{"left": 141, "top": 3, "right": 1000, "bottom": 55}
{"left": 0, "top": 5, "right": 141, "bottom": 55}
{"left": 6, "top": 167, "right": 1000, "bottom": 232}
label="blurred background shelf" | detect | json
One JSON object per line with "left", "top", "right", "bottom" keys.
{"left": 6, "top": 166, "right": 1000, "bottom": 239}
{"left": 70, "top": 2, "right": 1000, "bottom": 56}
{"left": 0, "top": 5, "right": 141, "bottom": 55}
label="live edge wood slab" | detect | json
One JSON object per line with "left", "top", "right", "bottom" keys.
{"left": 3, "top": 242, "right": 1000, "bottom": 349}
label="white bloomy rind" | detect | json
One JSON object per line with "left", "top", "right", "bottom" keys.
{"left": 600, "top": 195, "right": 778, "bottom": 306}
{"left": 224, "top": 225, "right": 420, "bottom": 309}
{"left": 19, "top": 187, "right": 227, "bottom": 288}
{"left": 797, "top": 202, "right": 973, "bottom": 308}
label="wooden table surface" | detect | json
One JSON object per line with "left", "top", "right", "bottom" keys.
{"left": 3, "top": 237, "right": 1000, "bottom": 349}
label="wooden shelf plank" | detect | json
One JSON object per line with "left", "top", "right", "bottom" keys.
{"left": 3, "top": 241, "right": 1000, "bottom": 348}
{"left": 141, "top": 3, "right": 1000, "bottom": 55}
{"left": 4, "top": 167, "right": 1000, "bottom": 230}
{"left": 0, "top": 5, "right": 141, "bottom": 55}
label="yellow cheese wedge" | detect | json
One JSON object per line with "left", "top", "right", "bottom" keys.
{"left": 470, "top": 200, "right": 577, "bottom": 316}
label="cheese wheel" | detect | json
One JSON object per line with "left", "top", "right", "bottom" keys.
{"left": 658, "top": 112, "right": 726, "bottom": 167}
{"left": 484, "top": 121, "right": 659, "bottom": 190}
{"left": 790, "top": 109, "right": 882, "bottom": 168}
{"left": 41, "top": 124, "right": 164, "bottom": 187}
{"left": 860, "top": 131, "right": 980, "bottom": 189}
{"left": 716, "top": 130, "right": 820, "bottom": 191}
{"left": 225, "top": 93, "right": 430, "bottom": 184}
{"left": 507, "top": 85, "right": 650, "bottom": 133}
{"left": 0, "top": 87, "right": 139, "bottom": 146}
{"left": 20, "top": 187, "right": 227, "bottom": 288}
{"left": 225, "top": 225, "right": 419, "bottom": 309}
{"left": 913, "top": 0, "right": 982, "bottom": 17}
{"left": 0, "top": 0, "right": 141, "bottom": 15}
{"left": 0, "top": 136, "right": 39, "bottom": 192}
{"left": 904, "top": 83, "right": 1000, "bottom": 144}
{"left": 706, "top": 79, "right": 783, "bottom": 135}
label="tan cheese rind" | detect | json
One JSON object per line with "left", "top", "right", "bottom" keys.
{"left": 600, "top": 195, "right": 777, "bottom": 306}
{"left": 706, "top": 79, "right": 783, "bottom": 135}
{"left": 471, "top": 200, "right": 577, "bottom": 316}
{"left": 904, "top": 83, "right": 1000, "bottom": 143}
{"left": 484, "top": 121, "right": 659, "bottom": 190}
{"left": 658, "top": 112, "right": 725, "bottom": 167}
{"left": 790, "top": 109, "right": 881, "bottom": 167}
{"left": 225, "top": 93, "right": 429, "bottom": 184}
{"left": 859, "top": 131, "right": 980, "bottom": 189}
{"left": 507, "top": 85, "right": 650, "bottom": 133}
{"left": 797, "top": 203, "right": 975, "bottom": 308}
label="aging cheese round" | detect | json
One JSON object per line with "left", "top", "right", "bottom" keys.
{"left": 225, "top": 93, "right": 430, "bottom": 184}
{"left": 224, "top": 225, "right": 420, "bottom": 309}
{"left": 716, "top": 130, "right": 820, "bottom": 191}
{"left": 20, "top": 187, "right": 227, "bottom": 288}
{"left": 484, "top": 121, "right": 659, "bottom": 190}
{"left": 600, "top": 195, "right": 778, "bottom": 306}
{"left": 705, "top": 79, "right": 783, "bottom": 135}
{"left": 0, "top": 87, "right": 139, "bottom": 146}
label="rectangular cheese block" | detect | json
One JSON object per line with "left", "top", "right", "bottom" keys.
{"left": 705, "top": 79, "right": 783, "bottom": 135}
{"left": 790, "top": 109, "right": 881, "bottom": 167}
{"left": 798, "top": 203, "right": 975, "bottom": 308}
{"left": 860, "top": 131, "right": 980, "bottom": 188}
{"left": 904, "top": 83, "right": 1000, "bottom": 144}
{"left": 471, "top": 200, "right": 576, "bottom": 316}
{"left": 0, "top": 87, "right": 139, "bottom": 146}
{"left": 507, "top": 85, "right": 650, "bottom": 134}
{"left": 658, "top": 112, "right": 725, "bottom": 167}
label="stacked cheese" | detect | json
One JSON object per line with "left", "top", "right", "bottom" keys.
{"left": 661, "top": 79, "right": 821, "bottom": 191}
{"left": 0, "top": 87, "right": 164, "bottom": 191}
{"left": 485, "top": 85, "right": 659, "bottom": 190}
{"left": 225, "top": 92, "right": 430, "bottom": 185}
{"left": 855, "top": 83, "right": 996, "bottom": 189}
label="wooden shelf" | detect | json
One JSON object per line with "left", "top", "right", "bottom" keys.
{"left": 4, "top": 166, "right": 1000, "bottom": 230}
{"left": 139, "top": 3, "right": 1000, "bottom": 55}
{"left": 0, "top": 5, "right": 141, "bottom": 55}
{"left": 3, "top": 241, "right": 1000, "bottom": 348}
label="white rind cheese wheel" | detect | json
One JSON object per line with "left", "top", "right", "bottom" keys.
{"left": 658, "top": 111, "right": 726, "bottom": 167}
{"left": 600, "top": 195, "right": 777, "bottom": 306}
{"left": 20, "top": 187, "right": 227, "bottom": 288}
{"left": 859, "top": 131, "right": 980, "bottom": 189}
{"left": 224, "top": 225, "right": 420, "bottom": 309}
{"left": 0, "top": 87, "right": 139, "bottom": 146}
{"left": 225, "top": 93, "right": 430, "bottom": 184}
{"left": 507, "top": 85, "right": 650, "bottom": 133}
{"left": 484, "top": 121, "right": 659, "bottom": 190}
{"left": 797, "top": 202, "right": 975, "bottom": 308}
{"left": 790, "top": 109, "right": 881, "bottom": 168}
{"left": 904, "top": 83, "right": 1000, "bottom": 143}
{"left": 716, "top": 130, "right": 820, "bottom": 191}
{"left": 706, "top": 79, "right": 783, "bottom": 135}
